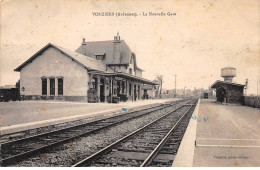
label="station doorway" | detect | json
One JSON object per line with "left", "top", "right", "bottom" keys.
{"left": 134, "top": 85, "right": 137, "bottom": 101}
{"left": 100, "top": 79, "right": 105, "bottom": 102}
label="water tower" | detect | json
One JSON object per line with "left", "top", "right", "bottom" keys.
{"left": 221, "top": 67, "right": 236, "bottom": 83}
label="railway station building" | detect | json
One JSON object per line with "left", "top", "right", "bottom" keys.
{"left": 14, "top": 33, "right": 158, "bottom": 102}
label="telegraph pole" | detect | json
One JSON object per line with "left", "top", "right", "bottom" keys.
{"left": 174, "top": 75, "right": 177, "bottom": 98}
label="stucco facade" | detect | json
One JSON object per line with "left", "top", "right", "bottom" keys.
{"left": 20, "top": 47, "right": 89, "bottom": 100}
{"left": 15, "top": 34, "right": 158, "bottom": 102}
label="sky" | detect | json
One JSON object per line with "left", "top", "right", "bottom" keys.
{"left": 1, "top": 0, "right": 260, "bottom": 95}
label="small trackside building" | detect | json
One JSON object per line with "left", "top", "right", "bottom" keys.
{"left": 211, "top": 80, "right": 245, "bottom": 104}
{"left": 14, "top": 33, "right": 158, "bottom": 102}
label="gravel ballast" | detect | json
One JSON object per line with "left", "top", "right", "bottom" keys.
{"left": 12, "top": 103, "right": 183, "bottom": 167}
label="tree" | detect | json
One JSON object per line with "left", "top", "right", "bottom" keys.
{"left": 156, "top": 75, "right": 163, "bottom": 98}
{"left": 15, "top": 79, "right": 20, "bottom": 93}
{"left": 15, "top": 79, "right": 21, "bottom": 100}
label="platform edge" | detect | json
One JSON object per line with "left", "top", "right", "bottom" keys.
{"left": 172, "top": 99, "right": 200, "bottom": 167}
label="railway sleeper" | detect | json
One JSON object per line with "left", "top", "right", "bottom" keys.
{"left": 93, "top": 160, "right": 140, "bottom": 167}
{"left": 106, "top": 150, "right": 149, "bottom": 161}
{"left": 158, "top": 150, "right": 177, "bottom": 154}
{"left": 152, "top": 154, "right": 175, "bottom": 164}
{"left": 117, "top": 148, "right": 152, "bottom": 153}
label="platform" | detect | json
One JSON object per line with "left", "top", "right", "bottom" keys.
{"left": 0, "top": 98, "right": 177, "bottom": 135}
{"left": 173, "top": 99, "right": 260, "bottom": 167}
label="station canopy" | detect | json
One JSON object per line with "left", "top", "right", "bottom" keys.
{"left": 88, "top": 70, "right": 159, "bottom": 86}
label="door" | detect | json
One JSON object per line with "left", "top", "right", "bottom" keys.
{"left": 100, "top": 79, "right": 105, "bottom": 102}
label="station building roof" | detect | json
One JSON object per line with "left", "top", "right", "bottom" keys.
{"left": 14, "top": 43, "right": 106, "bottom": 72}
{"left": 76, "top": 40, "right": 131, "bottom": 65}
{"left": 211, "top": 80, "right": 245, "bottom": 89}
{"left": 14, "top": 43, "right": 155, "bottom": 85}
{"left": 75, "top": 40, "right": 143, "bottom": 71}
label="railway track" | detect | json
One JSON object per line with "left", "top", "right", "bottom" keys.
{"left": 73, "top": 99, "right": 197, "bottom": 167}
{"left": 0, "top": 99, "right": 191, "bottom": 166}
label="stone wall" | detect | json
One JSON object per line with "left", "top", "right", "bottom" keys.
{"left": 226, "top": 84, "right": 244, "bottom": 104}
{"left": 217, "top": 84, "right": 244, "bottom": 104}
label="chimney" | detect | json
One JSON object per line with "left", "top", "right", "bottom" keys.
{"left": 113, "top": 32, "right": 121, "bottom": 64}
{"left": 81, "top": 37, "right": 87, "bottom": 56}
